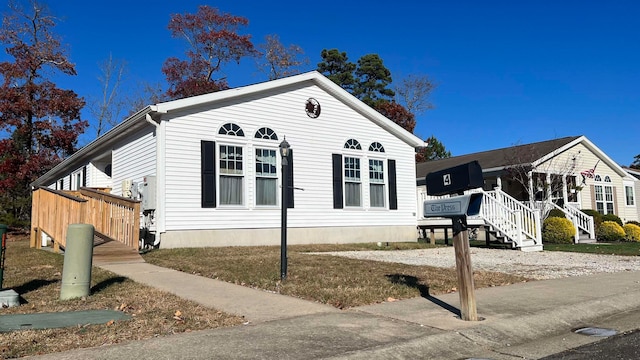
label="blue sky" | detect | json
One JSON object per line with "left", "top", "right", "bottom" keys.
{"left": 4, "top": 1, "right": 639, "bottom": 165}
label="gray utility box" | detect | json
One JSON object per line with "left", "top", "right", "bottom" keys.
{"left": 141, "top": 175, "right": 156, "bottom": 211}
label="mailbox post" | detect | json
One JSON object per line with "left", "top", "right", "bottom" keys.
{"left": 424, "top": 161, "right": 483, "bottom": 321}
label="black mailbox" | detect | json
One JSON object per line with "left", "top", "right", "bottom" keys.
{"left": 426, "top": 161, "right": 483, "bottom": 196}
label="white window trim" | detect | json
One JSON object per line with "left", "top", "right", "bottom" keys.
{"left": 218, "top": 143, "right": 247, "bottom": 208}
{"left": 624, "top": 182, "right": 636, "bottom": 207}
{"left": 343, "top": 154, "right": 362, "bottom": 208}
{"left": 254, "top": 146, "right": 279, "bottom": 208}
{"left": 368, "top": 157, "right": 387, "bottom": 209}
{"left": 594, "top": 174, "right": 615, "bottom": 215}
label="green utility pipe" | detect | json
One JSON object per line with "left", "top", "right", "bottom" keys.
{"left": 0, "top": 224, "right": 7, "bottom": 290}
{"left": 60, "top": 224, "right": 94, "bottom": 300}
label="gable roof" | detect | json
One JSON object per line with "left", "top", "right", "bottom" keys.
{"left": 33, "top": 71, "right": 425, "bottom": 187}
{"left": 416, "top": 135, "right": 631, "bottom": 181}
{"left": 416, "top": 136, "right": 580, "bottom": 178}
{"left": 624, "top": 167, "right": 640, "bottom": 180}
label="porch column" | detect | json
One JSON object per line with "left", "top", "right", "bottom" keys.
{"left": 561, "top": 174, "right": 568, "bottom": 206}
{"left": 496, "top": 177, "right": 502, "bottom": 191}
{"left": 545, "top": 173, "right": 552, "bottom": 204}
{"left": 527, "top": 171, "right": 534, "bottom": 207}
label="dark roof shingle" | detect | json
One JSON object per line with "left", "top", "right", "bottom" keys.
{"left": 416, "top": 136, "right": 581, "bottom": 178}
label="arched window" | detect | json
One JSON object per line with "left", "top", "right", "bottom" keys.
{"left": 594, "top": 175, "right": 602, "bottom": 182}
{"left": 604, "top": 176, "right": 612, "bottom": 183}
{"left": 368, "top": 142, "right": 385, "bottom": 152}
{"left": 254, "top": 127, "right": 278, "bottom": 140}
{"left": 218, "top": 123, "right": 245, "bottom": 136}
{"left": 344, "top": 139, "right": 361, "bottom": 150}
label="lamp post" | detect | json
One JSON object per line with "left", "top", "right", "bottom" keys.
{"left": 279, "top": 137, "right": 290, "bottom": 281}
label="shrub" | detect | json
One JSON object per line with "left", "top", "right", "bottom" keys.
{"left": 596, "top": 221, "right": 626, "bottom": 242}
{"left": 601, "top": 214, "right": 623, "bottom": 226}
{"left": 542, "top": 217, "right": 576, "bottom": 244}
{"left": 581, "top": 209, "right": 602, "bottom": 229}
{"left": 547, "top": 208, "right": 566, "bottom": 218}
{"left": 626, "top": 220, "right": 640, "bottom": 227}
{"left": 623, "top": 223, "right": 640, "bottom": 241}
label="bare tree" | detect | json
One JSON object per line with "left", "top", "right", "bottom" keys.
{"left": 504, "top": 144, "right": 583, "bottom": 219}
{"left": 89, "top": 54, "right": 126, "bottom": 137}
{"left": 257, "top": 34, "right": 309, "bottom": 80}
{"left": 126, "top": 81, "right": 166, "bottom": 115}
{"left": 394, "top": 74, "right": 436, "bottom": 115}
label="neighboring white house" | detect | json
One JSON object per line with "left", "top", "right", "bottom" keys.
{"left": 32, "top": 71, "right": 426, "bottom": 248}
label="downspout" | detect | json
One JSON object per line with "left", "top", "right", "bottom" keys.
{"left": 145, "top": 110, "right": 166, "bottom": 246}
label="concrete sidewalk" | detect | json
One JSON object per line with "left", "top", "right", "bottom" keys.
{"left": 28, "top": 265, "right": 640, "bottom": 360}
{"left": 98, "top": 262, "right": 339, "bottom": 323}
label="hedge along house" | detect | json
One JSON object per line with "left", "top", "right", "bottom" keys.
{"left": 416, "top": 135, "right": 638, "bottom": 250}
{"left": 31, "top": 71, "right": 426, "bottom": 249}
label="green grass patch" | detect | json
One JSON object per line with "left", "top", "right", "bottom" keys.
{"left": 544, "top": 241, "right": 640, "bottom": 256}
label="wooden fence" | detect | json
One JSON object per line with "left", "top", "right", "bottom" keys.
{"left": 30, "top": 187, "right": 140, "bottom": 250}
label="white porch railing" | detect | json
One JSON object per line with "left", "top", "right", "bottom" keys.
{"left": 563, "top": 204, "right": 596, "bottom": 241}
{"left": 530, "top": 201, "right": 595, "bottom": 242}
{"left": 483, "top": 189, "right": 541, "bottom": 248}
{"left": 547, "top": 202, "right": 579, "bottom": 243}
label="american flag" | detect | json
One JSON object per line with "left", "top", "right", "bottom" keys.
{"left": 580, "top": 168, "right": 595, "bottom": 179}
{"left": 580, "top": 160, "right": 600, "bottom": 181}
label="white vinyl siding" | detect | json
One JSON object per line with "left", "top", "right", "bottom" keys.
{"left": 111, "top": 126, "right": 156, "bottom": 197}
{"left": 162, "top": 82, "right": 418, "bottom": 231}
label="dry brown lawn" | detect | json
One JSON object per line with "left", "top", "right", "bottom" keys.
{"left": 0, "top": 234, "right": 243, "bottom": 359}
{"left": 143, "top": 242, "right": 531, "bottom": 309}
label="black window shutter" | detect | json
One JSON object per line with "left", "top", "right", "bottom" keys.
{"left": 201, "top": 140, "right": 217, "bottom": 208}
{"left": 388, "top": 159, "right": 398, "bottom": 210}
{"left": 82, "top": 166, "right": 87, "bottom": 187}
{"left": 287, "top": 150, "right": 294, "bottom": 208}
{"left": 332, "top": 154, "right": 343, "bottom": 209}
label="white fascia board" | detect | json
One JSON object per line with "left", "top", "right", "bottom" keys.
{"left": 532, "top": 135, "right": 630, "bottom": 178}
{"left": 31, "top": 106, "right": 155, "bottom": 188}
{"left": 531, "top": 136, "right": 585, "bottom": 167}
{"left": 154, "top": 71, "right": 427, "bottom": 148}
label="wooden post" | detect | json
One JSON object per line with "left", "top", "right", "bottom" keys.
{"left": 444, "top": 228, "right": 449, "bottom": 245}
{"left": 452, "top": 216, "right": 478, "bottom": 321}
{"left": 429, "top": 228, "right": 436, "bottom": 245}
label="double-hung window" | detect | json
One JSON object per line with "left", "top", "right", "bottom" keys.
{"left": 594, "top": 175, "right": 614, "bottom": 214}
{"left": 369, "top": 159, "right": 385, "bottom": 207}
{"left": 219, "top": 145, "right": 244, "bottom": 205}
{"left": 255, "top": 148, "right": 277, "bottom": 206}
{"left": 344, "top": 156, "right": 361, "bottom": 207}
{"left": 625, "top": 185, "right": 635, "bottom": 206}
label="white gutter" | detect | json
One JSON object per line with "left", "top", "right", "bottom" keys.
{"left": 143, "top": 112, "right": 166, "bottom": 245}
{"left": 32, "top": 106, "right": 156, "bottom": 188}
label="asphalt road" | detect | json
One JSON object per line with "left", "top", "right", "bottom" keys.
{"left": 541, "top": 329, "right": 640, "bottom": 360}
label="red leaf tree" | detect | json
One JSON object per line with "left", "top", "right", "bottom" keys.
{"left": 375, "top": 101, "right": 416, "bottom": 133}
{"left": 162, "top": 5, "right": 258, "bottom": 100}
{"left": 0, "top": 1, "right": 87, "bottom": 225}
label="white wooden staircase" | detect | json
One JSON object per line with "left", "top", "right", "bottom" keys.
{"left": 481, "top": 189, "right": 543, "bottom": 251}
{"left": 418, "top": 188, "right": 596, "bottom": 251}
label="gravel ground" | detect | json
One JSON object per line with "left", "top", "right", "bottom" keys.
{"left": 314, "top": 247, "right": 640, "bottom": 280}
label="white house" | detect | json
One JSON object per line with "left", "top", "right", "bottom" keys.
{"left": 416, "top": 136, "right": 638, "bottom": 250}
{"left": 32, "top": 71, "right": 426, "bottom": 248}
